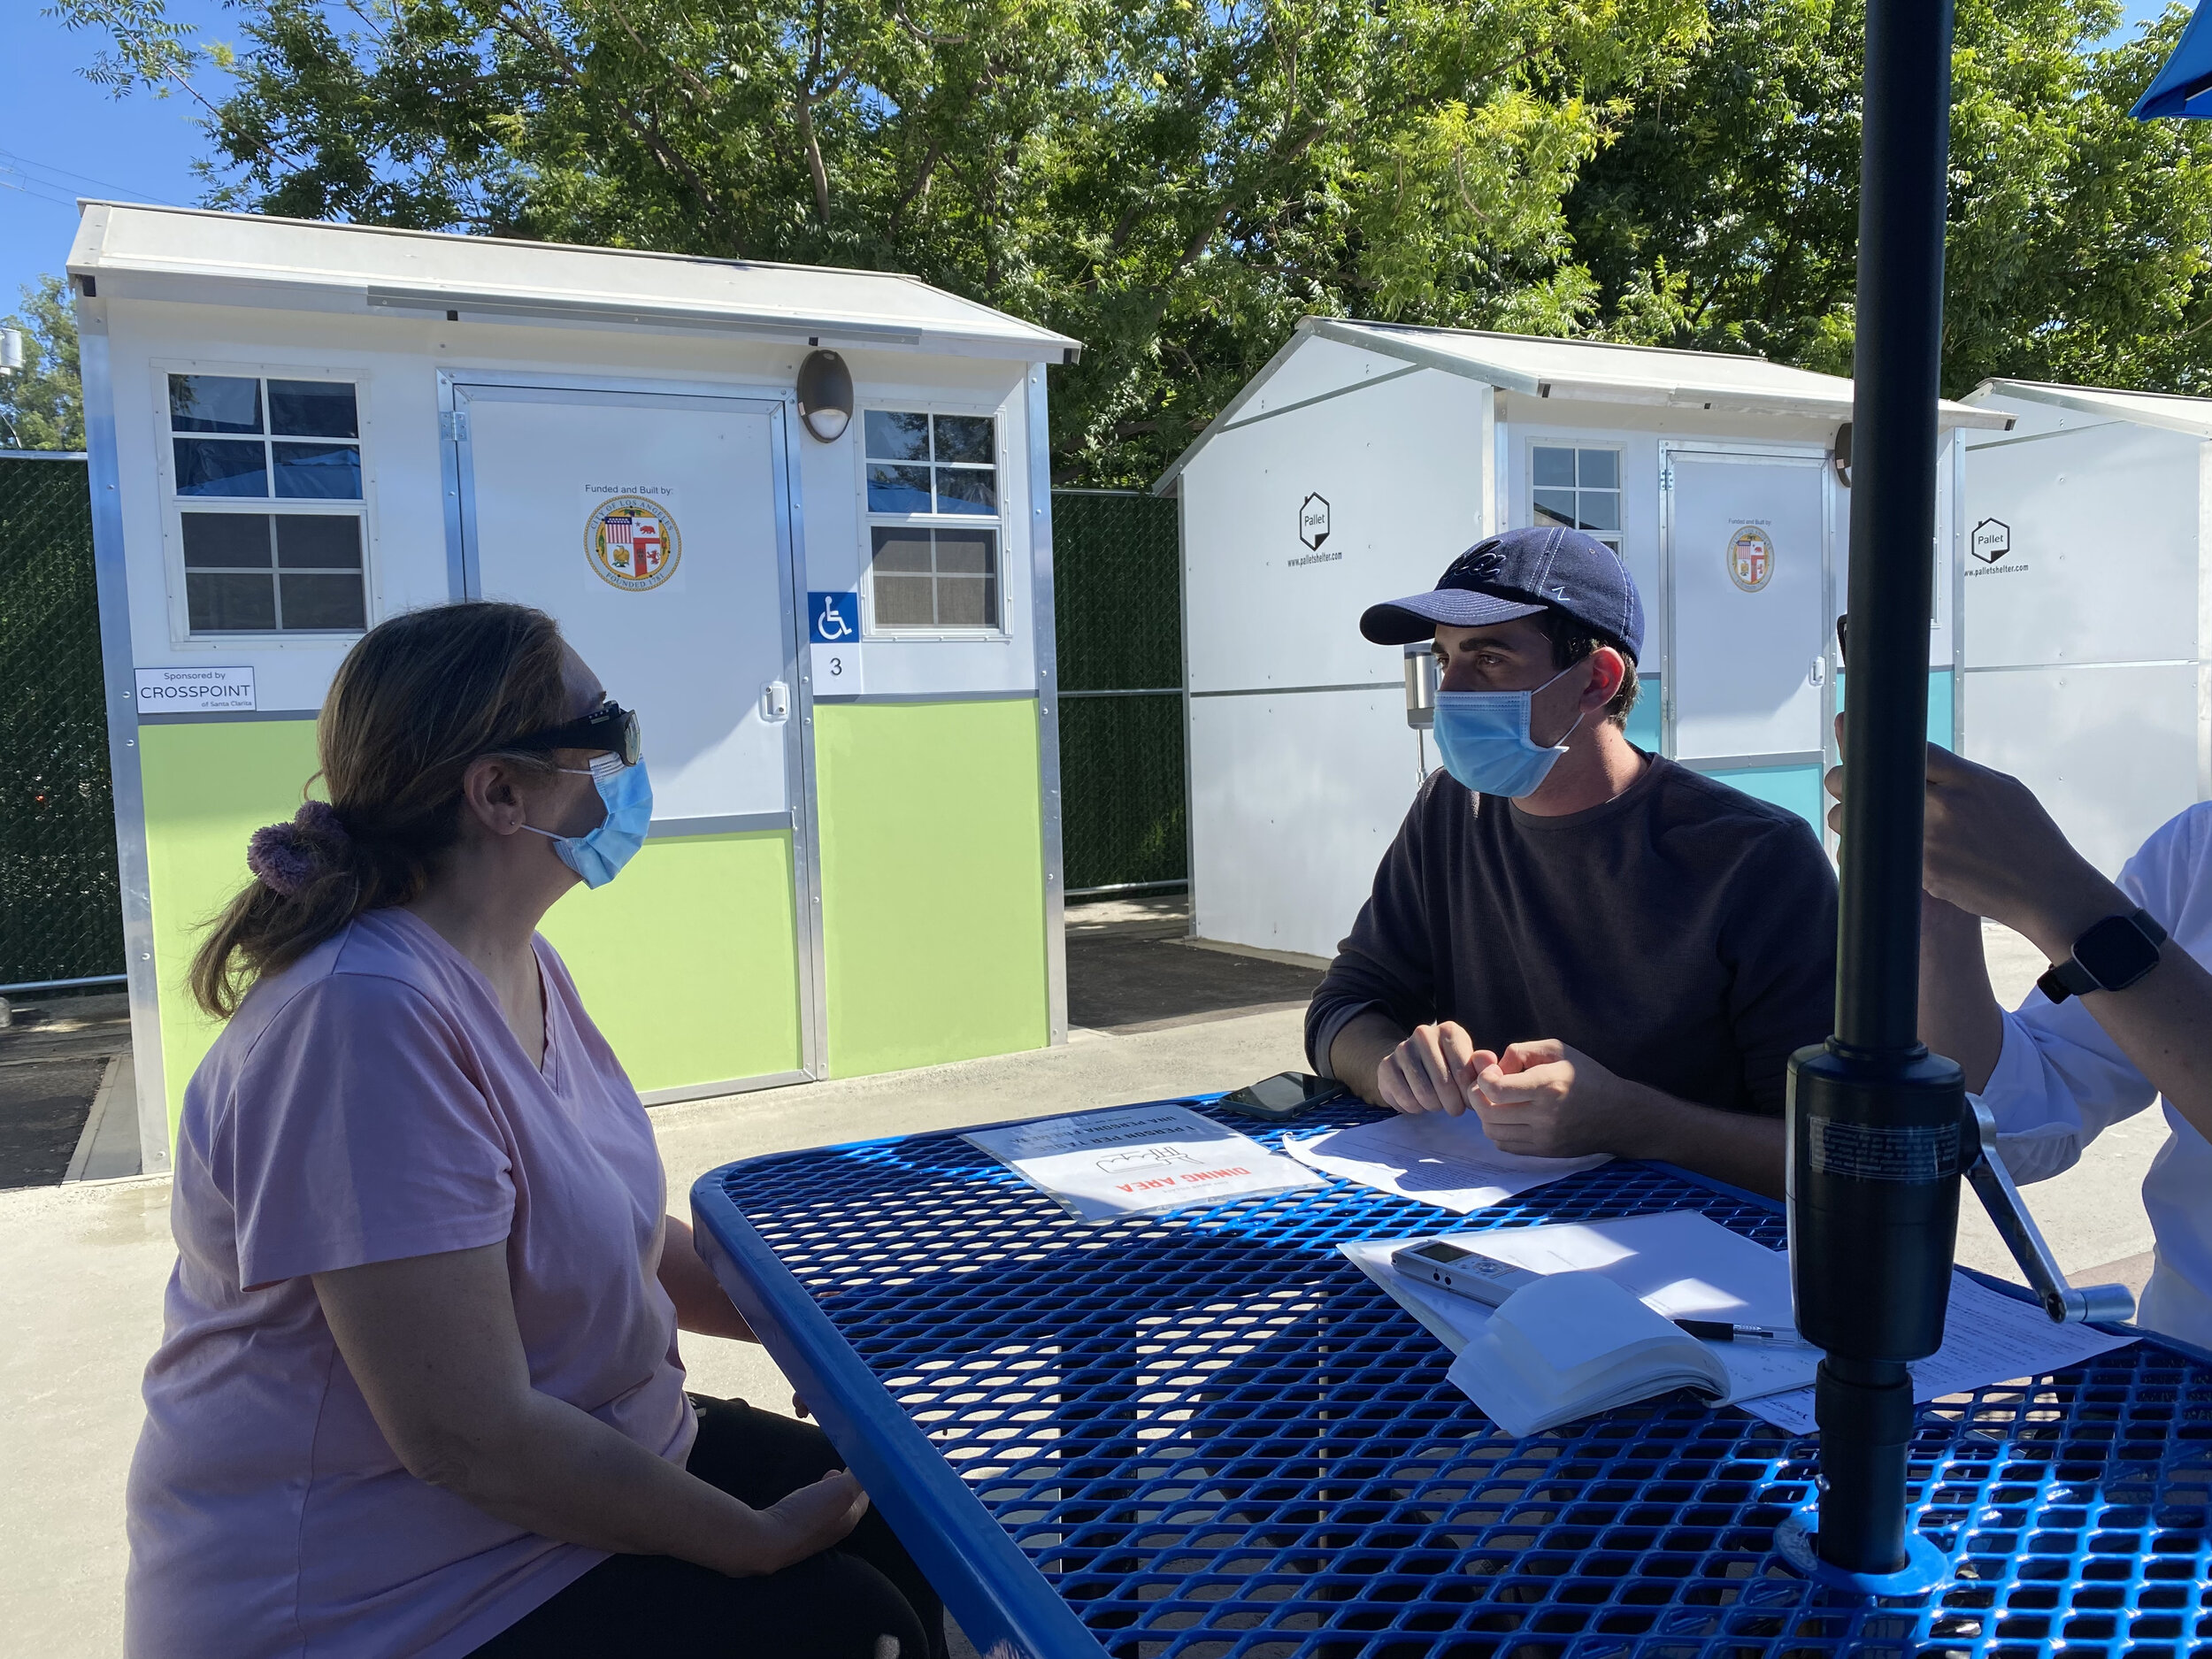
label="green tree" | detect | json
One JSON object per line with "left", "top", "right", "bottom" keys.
{"left": 0, "top": 277, "right": 86, "bottom": 452}
{"left": 1566, "top": 0, "right": 2212, "bottom": 396}
{"left": 53, "top": 0, "right": 1704, "bottom": 484}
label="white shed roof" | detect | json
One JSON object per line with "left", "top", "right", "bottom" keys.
{"left": 1157, "top": 317, "right": 2009, "bottom": 492}
{"left": 1967, "top": 378, "right": 2212, "bottom": 441}
{"left": 67, "top": 201, "right": 1079, "bottom": 363}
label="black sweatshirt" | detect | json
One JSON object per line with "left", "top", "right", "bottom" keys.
{"left": 1306, "top": 754, "right": 1839, "bottom": 1117}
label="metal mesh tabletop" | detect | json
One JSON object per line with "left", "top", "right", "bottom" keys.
{"left": 690, "top": 1099, "right": 2212, "bottom": 1659}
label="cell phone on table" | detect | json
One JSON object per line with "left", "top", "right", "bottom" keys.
{"left": 1217, "top": 1071, "right": 1349, "bottom": 1121}
{"left": 1391, "top": 1238, "right": 1543, "bottom": 1309}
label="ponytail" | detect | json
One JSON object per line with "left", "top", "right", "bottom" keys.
{"left": 188, "top": 601, "right": 572, "bottom": 1018}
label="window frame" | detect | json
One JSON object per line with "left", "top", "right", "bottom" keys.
{"left": 153, "top": 361, "right": 378, "bottom": 648}
{"left": 1525, "top": 439, "right": 1626, "bottom": 558}
{"left": 856, "top": 401, "right": 1010, "bottom": 641}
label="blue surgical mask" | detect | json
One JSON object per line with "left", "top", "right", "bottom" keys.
{"left": 1431, "top": 664, "right": 1587, "bottom": 798}
{"left": 525, "top": 755, "right": 651, "bottom": 887}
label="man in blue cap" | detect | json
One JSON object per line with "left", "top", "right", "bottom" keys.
{"left": 1308, "top": 526, "right": 1839, "bottom": 1195}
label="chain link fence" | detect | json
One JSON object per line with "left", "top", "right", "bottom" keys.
{"left": 1051, "top": 490, "right": 1186, "bottom": 895}
{"left": 0, "top": 454, "right": 124, "bottom": 989}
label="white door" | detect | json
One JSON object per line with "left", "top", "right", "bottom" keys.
{"left": 1663, "top": 449, "right": 1829, "bottom": 764}
{"left": 454, "top": 384, "right": 803, "bottom": 826}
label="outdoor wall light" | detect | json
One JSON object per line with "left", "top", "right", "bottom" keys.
{"left": 797, "top": 349, "right": 854, "bottom": 442}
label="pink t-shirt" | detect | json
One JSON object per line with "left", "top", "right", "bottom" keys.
{"left": 125, "top": 907, "right": 695, "bottom": 1659}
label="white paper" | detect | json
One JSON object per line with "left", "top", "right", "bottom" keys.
{"left": 1288, "top": 1110, "right": 1610, "bottom": 1213}
{"left": 1737, "top": 1271, "right": 2138, "bottom": 1435}
{"left": 1448, "top": 1210, "right": 1798, "bottom": 1327}
{"left": 964, "top": 1105, "right": 1324, "bottom": 1221}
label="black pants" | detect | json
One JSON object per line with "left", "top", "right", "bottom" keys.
{"left": 469, "top": 1395, "right": 948, "bottom": 1659}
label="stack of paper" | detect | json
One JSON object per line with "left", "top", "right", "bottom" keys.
{"left": 964, "top": 1104, "right": 1324, "bottom": 1221}
{"left": 1290, "top": 1109, "right": 1610, "bottom": 1212}
{"left": 1739, "top": 1272, "right": 2136, "bottom": 1434}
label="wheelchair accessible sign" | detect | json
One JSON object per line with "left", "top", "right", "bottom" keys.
{"left": 808, "top": 592, "right": 864, "bottom": 695}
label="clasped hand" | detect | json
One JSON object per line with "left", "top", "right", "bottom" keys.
{"left": 1377, "top": 1024, "right": 1637, "bottom": 1158}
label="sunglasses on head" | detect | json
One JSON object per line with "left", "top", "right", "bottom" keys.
{"left": 511, "top": 700, "right": 642, "bottom": 768}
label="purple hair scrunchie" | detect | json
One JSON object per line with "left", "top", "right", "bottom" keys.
{"left": 245, "top": 800, "right": 350, "bottom": 898}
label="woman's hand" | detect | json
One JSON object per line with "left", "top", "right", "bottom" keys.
{"left": 712, "top": 1470, "right": 871, "bottom": 1577}
{"left": 315, "top": 1242, "right": 853, "bottom": 1578}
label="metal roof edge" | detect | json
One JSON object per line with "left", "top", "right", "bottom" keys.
{"left": 1305, "top": 319, "right": 1542, "bottom": 395}
{"left": 67, "top": 199, "right": 1080, "bottom": 357}
{"left": 1317, "top": 317, "right": 1779, "bottom": 366}
{"left": 1970, "top": 378, "right": 2212, "bottom": 440}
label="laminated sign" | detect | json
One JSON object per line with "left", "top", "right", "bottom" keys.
{"left": 135, "top": 664, "right": 255, "bottom": 714}
{"left": 583, "top": 487, "right": 683, "bottom": 592}
{"left": 964, "top": 1104, "right": 1323, "bottom": 1221}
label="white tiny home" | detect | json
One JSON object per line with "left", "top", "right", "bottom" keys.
{"left": 71, "top": 202, "right": 1079, "bottom": 1171}
{"left": 1157, "top": 319, "right": 2009, "bottom": 961}
{"left": 1959, "top": 380, "right": 2212, "bottom": 879}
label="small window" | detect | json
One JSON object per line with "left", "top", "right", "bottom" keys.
{"left": 864, "top": 410, "right": 1001, "bottom": 632}
{"left": 1531, "top": 445, "right": 1623, "bottom": 554}
{"left": 165, "top": 373, "right": 369, "bottom": 634}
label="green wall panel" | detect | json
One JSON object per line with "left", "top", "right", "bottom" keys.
{"left": 538, "top": 831, "right": 802, "bottom": 1094}
{"left": 140, "top": 720, "right": 803, "bottom": 1133}
{"left": 817, "top": 699, "right": 1049, "bottom": 1076}
{"left": 140, "top": 718, "right": 322, "bottom": 1131}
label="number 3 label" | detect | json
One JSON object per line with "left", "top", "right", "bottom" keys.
{"left": 810, "top": 642, "right": 863, "bottom": 695}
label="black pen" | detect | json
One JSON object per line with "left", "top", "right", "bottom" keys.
{"left": 1676, "top": 1318, "right": 1794, "bottom": 1342}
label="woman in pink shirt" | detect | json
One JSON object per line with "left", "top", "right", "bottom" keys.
{"left": 125, "top": 602, "right": 942, "bottom": 1659}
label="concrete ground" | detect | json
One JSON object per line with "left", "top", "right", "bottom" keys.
{"left": 0, "top": 910, "right": 2169, "bottom": 1655}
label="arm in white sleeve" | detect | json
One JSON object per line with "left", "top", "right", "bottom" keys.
{"left": 1977, "top": 818, "right": 2200, "bottom": 1182}
{"left": 1980, "top": 994, "right": 2156, "bottom": 1185}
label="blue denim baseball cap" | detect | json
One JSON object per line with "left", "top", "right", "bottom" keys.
{"left": 1359, "top": 526, "right": 1645, "bottom": 663}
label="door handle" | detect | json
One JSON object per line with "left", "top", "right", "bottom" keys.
{"left": 1809, "top": 657, "right": 1825, "bottom": 687}
{"left": 763, "top": 680, "right": 791, "bottom": 722}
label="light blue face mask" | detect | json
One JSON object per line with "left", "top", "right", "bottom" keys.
{"left": 524, "top": 754, "right": 652, "bottom": 887}
{"left": 1431, "top": 663, "right": 1587, "bottom": 799}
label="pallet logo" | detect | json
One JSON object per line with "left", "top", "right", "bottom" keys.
{"left": 1298, "top": 492, "right": 1331, "bottom": 550}
{"left": 1971, "top": 518, "right": 2012, "bottom": 565}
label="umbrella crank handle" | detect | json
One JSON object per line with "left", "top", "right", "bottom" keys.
{"left": 1962, "top": 1098, "right": 2136, "bottom": 1325}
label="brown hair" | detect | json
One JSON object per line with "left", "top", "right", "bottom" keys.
{"left": 188, "top": 601, "right": 573, "bottom": 1018}
{"left": 1538, "top": 609, "right": 1641, "bottom": 729}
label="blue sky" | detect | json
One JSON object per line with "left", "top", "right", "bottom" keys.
{"left": 0, "top": 0, "right": 2191, "bottom": 325}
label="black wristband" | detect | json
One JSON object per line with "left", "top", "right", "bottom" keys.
{"left": 2036, "top": 908, "right": 2168, "bottom": 1004}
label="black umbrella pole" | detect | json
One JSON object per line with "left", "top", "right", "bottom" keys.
{"left": 1786, "top": 0, "right": 1966, "bottom": 1575}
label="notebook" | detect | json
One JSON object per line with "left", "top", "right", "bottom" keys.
{"left": 1339, "top": 1212, "right": 1821, "bottom": 1434}
{"left": 1443, "top": 1270, "right": 1816, "bottom": 1436}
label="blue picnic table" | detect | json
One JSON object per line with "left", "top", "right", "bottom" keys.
{"left": 691, "top": 1096, "right": 2212, "bottom": 1659}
